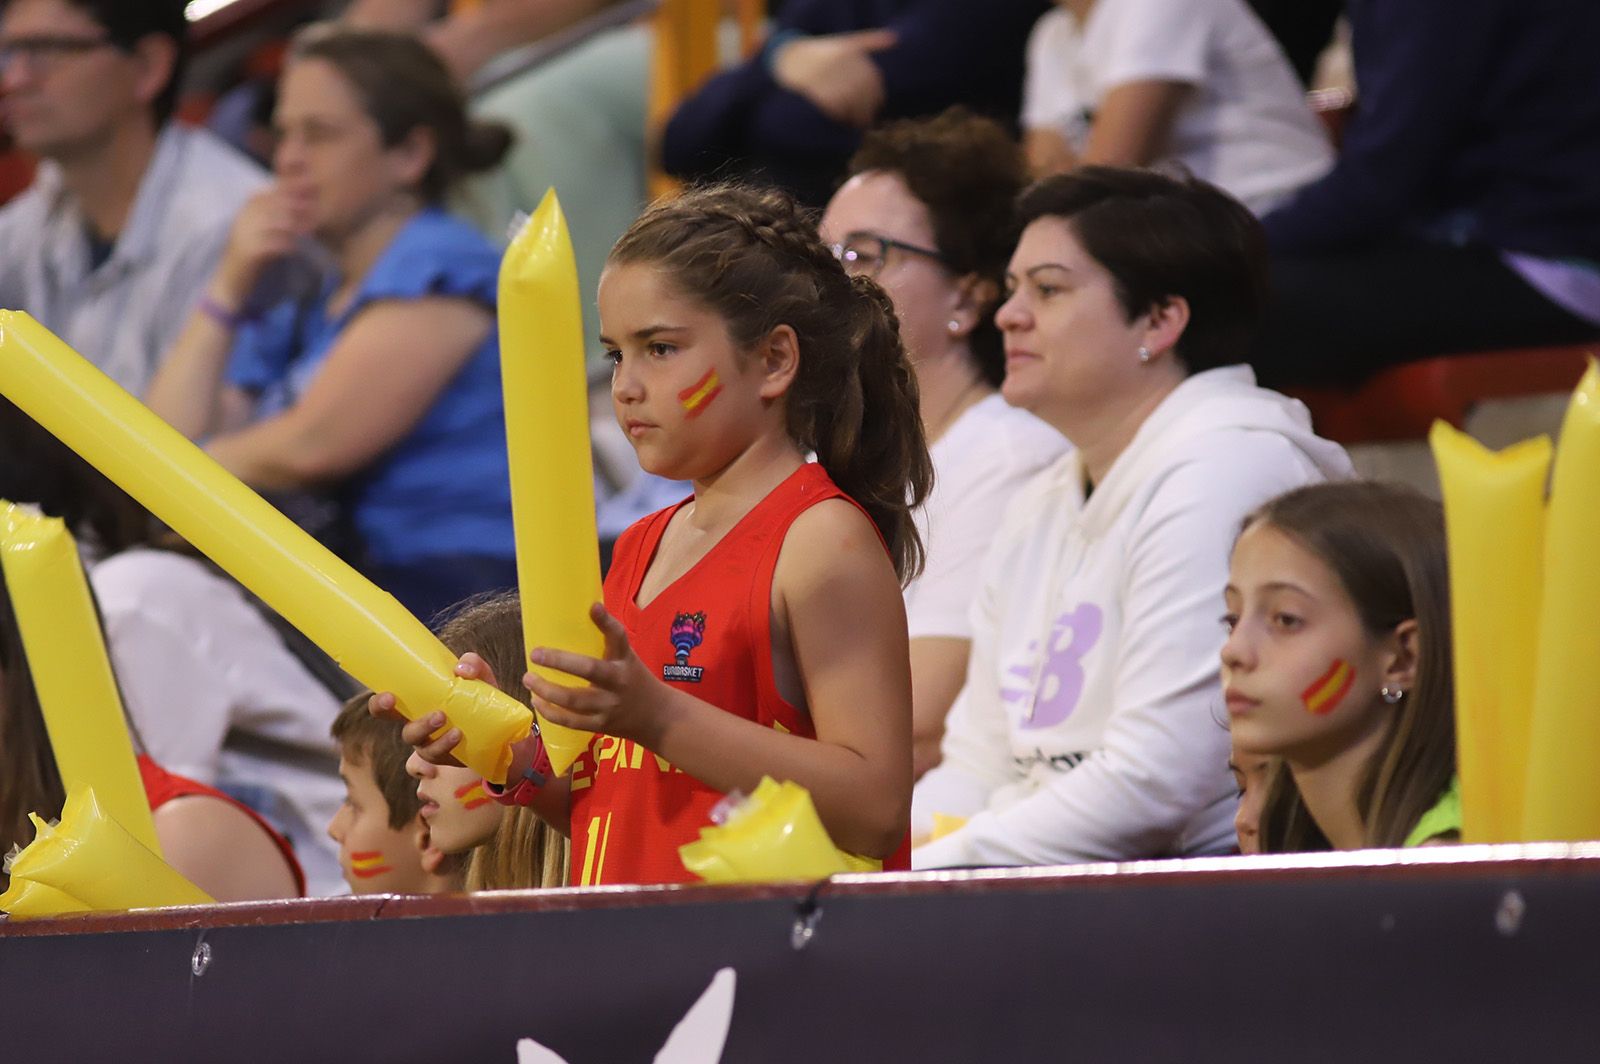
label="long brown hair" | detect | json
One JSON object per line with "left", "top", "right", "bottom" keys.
{"left": 1250, "top": 482, "right": 1457, "bottom": 851}
{"left": 433, "top": 592, "right": 569, "bottom": 889}
{"left": 0, "top": 397, "right": 154, "bottom": 556}
{"left": 0, "top": 563, "right": 67, "bottom": 869}
{"left": 609, "top": 183, "right": 933, "bottom": 583}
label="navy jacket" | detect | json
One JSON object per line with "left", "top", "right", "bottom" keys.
{"left": 662, "top": 0, "right": 1049, "bottom": 205}
{"left": 1264, "top": 0, "right": 1600, "bottom": 259}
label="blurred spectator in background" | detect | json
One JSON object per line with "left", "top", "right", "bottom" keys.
{"left": 147, "top": 26, "right": 518, "bottom": 622}
{"left": 1241, "top": 0, "right": 1341, "bottom": 88}
{"left": 820, "top": 109, "right": 1069, "bottom": 780}
{"left": 337, "top": 0, "right": 653, "bottom": 373}
{"left": 1253, "top": 0, "right": 1600, "bottom": 390}
{"left": 340, "top": 0, "right": 616, "bottom": 82}
{"left": 1021, "top": 0, "right": 1332, "bottom": 215}
{"left": 662, "top": 0, "right": 1050, "bottom": 206}
{"left": 0, "top": 0, "right": 264, "bottom": 395}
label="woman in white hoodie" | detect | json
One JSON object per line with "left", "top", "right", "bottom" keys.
{"left": 912, "top": 167, "right": 1351, "bottom": 868}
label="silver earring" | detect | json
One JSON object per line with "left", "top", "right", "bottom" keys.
{"left": 1380, "top": 686, "right": 1404, "bottom": 704}
{"left": 1137, "top": 346, "right": 1152, "bottom": 364}
{"left": 947, "top": 319, "right": 961, "bottom": 334}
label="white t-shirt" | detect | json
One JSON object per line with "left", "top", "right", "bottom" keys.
{"left": 912, "top": 367, "right": 1352, "bottom": 868}
{"left": 905, "top": 395, "right": 1071, "bottom": 640}
{"left": 92, "top": 549, "right": 348, "bottom": 896}
{"left": 1022, "top": 0, "right": 1333, "bottom": 214}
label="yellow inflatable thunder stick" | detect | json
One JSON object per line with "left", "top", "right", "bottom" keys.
{"left": 679, "top": 778, "right": 882, "bottom": 884}
{"left": 0, "top": 877, "right": 91, "bottom": 920}
{"left": 1524, "top": 360, "right": 1600, "bottom": 841}
{"left": 0, "top": 504, "right": 162, "bottom": 856}
{"left": 7, "top": 787, "right": 212, "bottom": 912}
{"left": 498, "top": 191, "right": 602, "bottom": 776}
{"left": 0, "top": 311, "right": 531, "bottom": 783}
{"left": 1429, "top": 426, "right": 1551, "bottom": 843}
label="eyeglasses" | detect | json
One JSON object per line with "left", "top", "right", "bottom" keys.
{"left": 828, "top": 232, "right": 947, "bottom": 279}
{"left": 0, "top": 34, "right": 116, "bottom": 77}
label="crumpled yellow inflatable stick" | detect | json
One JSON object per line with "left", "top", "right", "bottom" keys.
{"left": 0, "top": 311, "right": 531, "bottom": 783}
{"left": 0, "top": 876, "right": 91, "bottom": 920}
{"left": 0, "top": 504, "right": 162, "bottom": 855}
{"left": 6, "top": 787, "right": 213, "bottom": 912}
{"left": 1429, "top": 426, "right": 1550, "bottom": 843}
{"left": 1524, "top": 360, "right": 1600, "bottom": 841}
{"left": 679, "top": 777, "right": 881, "bottom": 884}
{"left": 498, "top": 190, "right": 603, "bottom": 777}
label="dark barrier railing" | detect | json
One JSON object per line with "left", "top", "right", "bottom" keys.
{"left": 6, "top": 844, "right": 1600, "bottom": 1062}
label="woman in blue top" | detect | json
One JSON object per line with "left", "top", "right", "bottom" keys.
{"left": 149, "top": 25, "right": 517, "bottom": 622}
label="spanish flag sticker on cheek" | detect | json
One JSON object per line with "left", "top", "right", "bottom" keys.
{"left": 1302, "top": 659, "right": 1354, "bottom": 715}
{"left": 349, "top": 851, "right": 394, "bottom": 879}
{"left": 678, "top": 368, "right": 723, "bottom": 419}
{"left": 455, "top": 781, "right": 492, "bottom": 810}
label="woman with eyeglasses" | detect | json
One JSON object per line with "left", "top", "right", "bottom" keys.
{"left": 820, "top": 109, "right": 1070, "bottom": 781}
{"left": 911, "top": 167, "right": 1351, "bottom": 869}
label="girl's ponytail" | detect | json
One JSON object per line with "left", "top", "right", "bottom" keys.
{"left": 802, "top": 276, "right": 929, "bottom": 583}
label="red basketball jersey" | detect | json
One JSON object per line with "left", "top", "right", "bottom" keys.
{"left": 570, "top": 463, "right": 907, "bottom": 885}
{"left": 137, "top": 755, "right": 306, "bottom": 896}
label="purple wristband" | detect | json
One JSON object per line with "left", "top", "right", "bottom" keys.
{"left": 197, "top": 294, "right": 253, "bottom": 331}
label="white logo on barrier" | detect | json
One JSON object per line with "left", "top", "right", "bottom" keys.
{"left": 517, "top": 967, "right": 736, "bottom": 1064}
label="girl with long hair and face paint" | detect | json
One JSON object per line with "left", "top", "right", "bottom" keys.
{"left": 1221, "top": 481, "right": 1459, "bottom": 852}
{"left": 397, "top": 184, "right": 932, "bottom": 885}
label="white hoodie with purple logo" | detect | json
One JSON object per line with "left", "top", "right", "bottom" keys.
{"left": 913, "top": 366, "right": 1352, "bottom": 868}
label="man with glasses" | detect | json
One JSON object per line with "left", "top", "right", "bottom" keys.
{"left": 0, "top": 0, "right": 263, "bottom": 396}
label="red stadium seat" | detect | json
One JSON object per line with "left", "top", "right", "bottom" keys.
{"left": 1291, "top": 90, "right": 1597, "bottom": 444}
{"left": 1289, "top": 343, "right": 1597, "bottom": 444}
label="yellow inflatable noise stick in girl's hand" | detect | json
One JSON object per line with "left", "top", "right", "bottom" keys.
{"left": 0, "top": 311, "right": 531, "bottom": 783}
{"left": 497, "top": 190, "right": 603, "bottom": 776}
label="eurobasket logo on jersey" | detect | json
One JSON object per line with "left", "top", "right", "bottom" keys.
{"left": 663, "top": 611, "right": 707, "bottom": 682}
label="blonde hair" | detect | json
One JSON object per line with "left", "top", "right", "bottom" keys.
{"left": 434, "top": 591, "right": 570, "bottom": 889}
{"left": 464, "top": 807, "right": 569, "bottom": 890}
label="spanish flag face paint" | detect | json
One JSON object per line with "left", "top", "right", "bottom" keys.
{"left": 1301, "top": 659, "right": 1355, "bottom": 715}
{"left": 678, "top": 368, "right": 723, "bottom": 419}
{"left": 349, "top": 850, "right": 394, "bottom": 879}
{"left": 422, "top": 766, "right": 506, "bottom": 852}
{"left": 455, "top": 780, "right": 491, "bottom": 810}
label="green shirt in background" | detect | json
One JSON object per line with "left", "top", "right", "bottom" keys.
{"left": 1404, "top": 776, "right": 1462, "bottom": 847}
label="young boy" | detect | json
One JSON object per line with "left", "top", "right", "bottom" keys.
{"left": 328, "top": 692, "right": 463, "bottom": 894}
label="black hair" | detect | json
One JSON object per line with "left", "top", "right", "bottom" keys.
{"left": 64, "top": 0, "right": 190, "bottom": 126}
{"left": 1014, "top": 166, "right": 1268, "bottom": 374}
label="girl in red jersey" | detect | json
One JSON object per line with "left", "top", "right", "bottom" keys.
{"left": 395, "top": 184, "right": 931, "bottom": 885}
